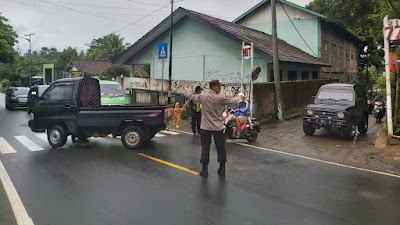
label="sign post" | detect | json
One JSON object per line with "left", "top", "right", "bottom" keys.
{"left": 383, "top": 16, "right": 400, "bottom": 138}
{"left": 158, "top": 43, "right": 168, "bottom": 94}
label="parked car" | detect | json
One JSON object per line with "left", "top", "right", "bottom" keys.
{"left": 27, "top": 85, "right": 49, "bottom": 114}
{"left": 5, "top": 87, "right": 30, "bottom": 110}
{"left": 99, "top": 80, "right": 129, "bottom": 106}
{"left": 28, "top": 78, "right": 174, "bottom": 149}
{"left": 302, "top": 83, "right": 369, "bottom": 140}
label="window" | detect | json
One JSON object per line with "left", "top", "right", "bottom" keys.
{"left": 301, "top": 71, "right": 309, "bottom": 80}
{"left": 331, "top": 43, "right": 337, "bottom": 60}
{"left": 288, "top": 71, "right": 297, "bottom": 81}
{"left": 312, "top": 71, "right": 319, "bottom": 79}
{"left": 270, "top": 70, "right": 282, "bottom": 82}
{"left": 321, "top": 39, "right": 329, "bottom": 60}
{"left": 44, "top": 84, "right": 73, "bottom": 101}
{"left": 339, "top": 46, "right": 344, "bottom": 65}
{"left": 345, "top": 49, "right": 350, "bottom": 61}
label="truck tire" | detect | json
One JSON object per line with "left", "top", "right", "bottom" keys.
{"left": 303, "top": 123, "right": 315, "bottom": 136}
{"left": 121, "top": 126, "right": 145, "bottom": 150}
{"left": 343, "top": 120, "right": 356, "bottom": 140}
{"left": 47, "top": 125, "right": 68, "bottom": 148}
{"left": 358, "top": 115, "right": 368, "bottom": 134}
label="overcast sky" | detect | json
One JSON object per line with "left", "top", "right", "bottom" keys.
{"left": 0, "top": 0, "right": 313, "bottom": 54}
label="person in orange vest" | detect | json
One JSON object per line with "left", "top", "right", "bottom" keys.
{"left": 172, "top": 102, "right": 182, "bottom": 128}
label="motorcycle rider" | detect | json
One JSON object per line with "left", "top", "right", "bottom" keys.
{"left": 232, "top": 93, "right": 249, "bottom": 138}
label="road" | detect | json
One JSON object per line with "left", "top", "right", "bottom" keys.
{"left": 1, "top": 93, "right": 400, "bottom": 225}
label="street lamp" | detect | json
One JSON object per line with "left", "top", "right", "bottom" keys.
{"left": 20, "top": 33, "right": 35, "bottom": 86}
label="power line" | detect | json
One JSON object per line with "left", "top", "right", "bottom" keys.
{"left": 38, "top": 0, "right": 149, "bottom": 28}
{"left": 111, "top": 2, "right": 171, "bottom": 34}
{"left": 126, "top": 0, "right": 170, "bottom": 8}
{"left": 279, "top": 1, "right": 318, "bottom": 57}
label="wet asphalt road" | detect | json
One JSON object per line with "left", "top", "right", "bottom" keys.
{"left": 1, "top": 93, "right": 400, "bottom": 225}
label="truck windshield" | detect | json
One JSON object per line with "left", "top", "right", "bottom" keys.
{"left": 317, "top": 89, "right": 354, "bottom": 102}
{"left": 100, "top": 84, "right": 125, "bottom": 97}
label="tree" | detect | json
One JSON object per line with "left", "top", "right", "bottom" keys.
{"left": 98, "top": 65, "right": 129, "bottom": 80}
{"left": 87, "top": 34, "right": 130, "bottom": 60}
{"left": 56, "top": 47, "right": 79, "bottom": 70}
{"left": 0, "top": 13, "right": 18, "bottom": 64}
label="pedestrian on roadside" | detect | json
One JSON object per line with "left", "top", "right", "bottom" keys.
{"left": 183, "top": 80, "right": 243, "bottom": 177}
{"left": 181, "top": 86, "right": 203, "bottom": 136}
{"left": 172, "top": 102, "right": 181, "bottom": 128}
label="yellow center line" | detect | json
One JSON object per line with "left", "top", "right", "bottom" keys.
{"left": 138, "top": 153, "right": 199, "bottom": 175}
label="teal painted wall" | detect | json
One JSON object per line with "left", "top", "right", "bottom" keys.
{"left": 129, "top": 17, "right": 269, "bottom": 83}
{"left": 244, "top": 18, "right": 320, "bottom": 58}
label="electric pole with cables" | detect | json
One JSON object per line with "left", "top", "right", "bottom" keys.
{"left": 21, "top": 33, "right": 35, "bottom": 87}
{"left": 168, "top": 0, "right": 174, "bottom": 104}
{"left": 271, "top": 0, "right": 283, "bottom": 121}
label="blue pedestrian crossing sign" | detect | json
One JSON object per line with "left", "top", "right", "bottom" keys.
{"left": 158, "top": 43, "right": 168, "bottom": 59}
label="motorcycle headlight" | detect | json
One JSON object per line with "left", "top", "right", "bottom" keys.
{"left": 222, "top": 112, "right": 227, "bottom": 117}
{"left": 306, "top": 109, "right": 313, "bottom": 116}
{"left": 337, "top": 112, "right": 345, "bottom": 119}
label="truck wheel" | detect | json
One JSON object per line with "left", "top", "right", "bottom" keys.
{"left": 303, "top": 123, "right": 315, "bottom": 136}
{"left": 247, "top": 132, "right": 258, "bottom": 143}
{"left": 343, "top": 120, "right": 356, "bottom": 140}
{"left": 121, "top": 126, "right": 144, "bottom": 150}
{"left": 358, "top": 115, "right": 368, "bottom": 134}
{"left": 47, "top": 125, "right": 68, "bottom": 148}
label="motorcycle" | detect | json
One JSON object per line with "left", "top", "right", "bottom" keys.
{"left": 222, "top": 109, "right": 261, "bottom": 142}
{"left": 373, "top": 101, "right": 385, "bottom": 122}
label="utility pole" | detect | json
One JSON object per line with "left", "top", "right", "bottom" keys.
{"left": 271, "top": 0, "right": 283, "bottom": 121}
{"left": 383, "top": 15, "right": 394, "bottom": 137}
{"left": 22, "top": 33, "right": 35, "bottom": 86}
{"left": 168, "top": 0, "right": 174, "bottom": 104}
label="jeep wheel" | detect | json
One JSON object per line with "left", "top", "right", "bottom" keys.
{"left": 121, "top": 126, "right": 144, "bottom": 150}
{"left": 343, "top": 120, "right": 356, "bottom": 140}
{"left": 47, "top": 125, "right": 68, "bottom": 148}
{"left": 358, "top": 115, "right": 368, "bottom": 134}
{"left": 303, "top": 123, "right": 315, "bottom": 136}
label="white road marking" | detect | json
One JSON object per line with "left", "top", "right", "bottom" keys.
{"left": 170, "top": 129, "right": 192, "bottom": 135}
{"left": 170, "top": 129, "right": 400, "bottom": 179}
{"left": 155, "top": 133, "right": 166, "bottom": 137}
{"left": 14, "top": 136, "right": 44, "bottom": 151}
{"left": 160, "top": 130, "right": 180, "bottom": 135}
{"left": 34, "top": 133, "right": 48, "bottom": 142}
{"left": 0, "top": 159, "right": 35, "bottom": 225}
{"left": 237, "top": 143, "right": 400, "bottom": 179}
{"left": 0, "top": 137, "right": 17, "bottom": 154}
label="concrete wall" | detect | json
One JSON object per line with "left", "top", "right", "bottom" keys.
{"left": 119, "top": 77, "right": 338, "bottom": 117}
{"left": 254, "top": 79, "right": 339, "bottom": 117}
{"left": 237, "top": 2, "right": 320, "bottom": 57}
{"left": 128, "top": 16, "right": 269, "bottom": 84}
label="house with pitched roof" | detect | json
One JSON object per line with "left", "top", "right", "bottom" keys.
{"left": 234, "top": 0, "right": 362, "bottom": 79}
{"left": 113, "top": 7, "right": 329, "bottom": 84}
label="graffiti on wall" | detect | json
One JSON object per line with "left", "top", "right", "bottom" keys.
{"left": 122, "top": 77, "right": 250, "bottom": 98}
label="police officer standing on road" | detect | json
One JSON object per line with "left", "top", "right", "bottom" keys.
{"left": 183, "top": 80, "right": 242, "bottom": 177}
{"left": 181, "top": 86, "right": 203, "bottom": 136}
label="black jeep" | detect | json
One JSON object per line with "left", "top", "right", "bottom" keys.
{"left": 302, "top": 83, "right": 369, "bottom": 140}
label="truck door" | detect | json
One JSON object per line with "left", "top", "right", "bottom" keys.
{"left": 35, "top": 82, "right": 77, "bottom": 127}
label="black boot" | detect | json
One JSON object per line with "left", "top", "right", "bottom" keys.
{"left": 199, "top": 164, "right": 208, "bottom": 177}
{"left": 217, "top": 163, "right": 226, "bottom": 176}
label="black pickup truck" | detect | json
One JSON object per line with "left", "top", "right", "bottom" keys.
{"left": 28, "top": 78, "right": 174, "bottom": 149}
{"left": 303, "top": 83, "right": 369, "bottom": 140}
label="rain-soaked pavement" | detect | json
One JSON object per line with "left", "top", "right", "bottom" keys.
{"left": 1, "top": 92, "right": 400, "bottom": 225}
